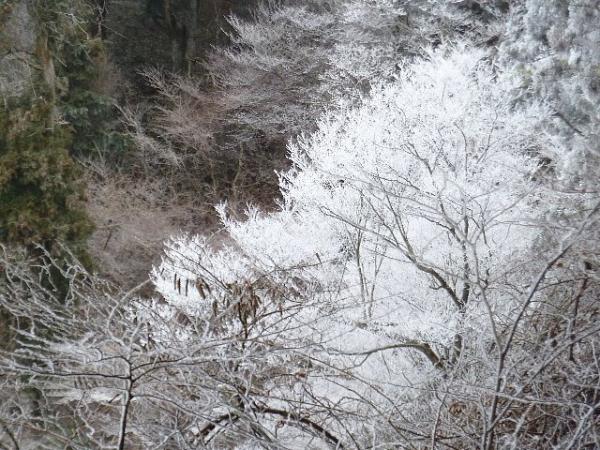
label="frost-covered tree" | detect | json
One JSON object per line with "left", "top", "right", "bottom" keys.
{"left": 136, "top": 0, "right": 512, "bottom": 211}
{"left": 0, "top": 244, "right": 348, "bottom": 449}
{"left": 206, "top": 0, "right": 406, "bottom": 143}
{"left": 501, "top": 0, "right": 600, "bottom": 192}
{"left": 152, "top": 46, "right": 600, "bottom": 448}
{"left": 132, "top": 0, "right": 430, "bottom": 210}
{"left": 205, "top": 0, "right": 510, "bottom": 145}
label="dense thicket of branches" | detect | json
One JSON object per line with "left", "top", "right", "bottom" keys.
{"left": 1, "top": 0, "right": 599, "bottom": 449}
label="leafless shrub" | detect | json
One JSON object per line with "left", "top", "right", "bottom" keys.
{"left": 85, "top": 172, "right": 207, "bottom": 289}
{"left": 0, "top": 245, "right": 345, "bottom": 449}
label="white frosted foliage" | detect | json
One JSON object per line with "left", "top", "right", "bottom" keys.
{"left": 154, "top": 48, "right": 552, "bottom": 429}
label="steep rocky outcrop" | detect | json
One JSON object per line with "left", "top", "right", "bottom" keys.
{"left": 103, "top": 0, "right": 257, "bottom": 82}
{"left": 0, "top": 0, "right": 36, "bottom": 100}
{"left": 0, "top": 1, "right": 95, "bottom": 255}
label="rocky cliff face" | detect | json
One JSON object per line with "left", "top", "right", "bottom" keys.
{"left": 0, "top": 1, "right": 36, "bottom": 100}
{"left": 103, "top": 0, "right": 257, "bottom": 81}
{"left": 0, "top": 0, "right": 102, "bottom": 255}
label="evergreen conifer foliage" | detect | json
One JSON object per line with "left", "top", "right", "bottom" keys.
{"left": 0, "top": 100, "right": 91, "bottom": 252}
{"left": 0, "top": 0, "right": 124, "bottom": 254}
